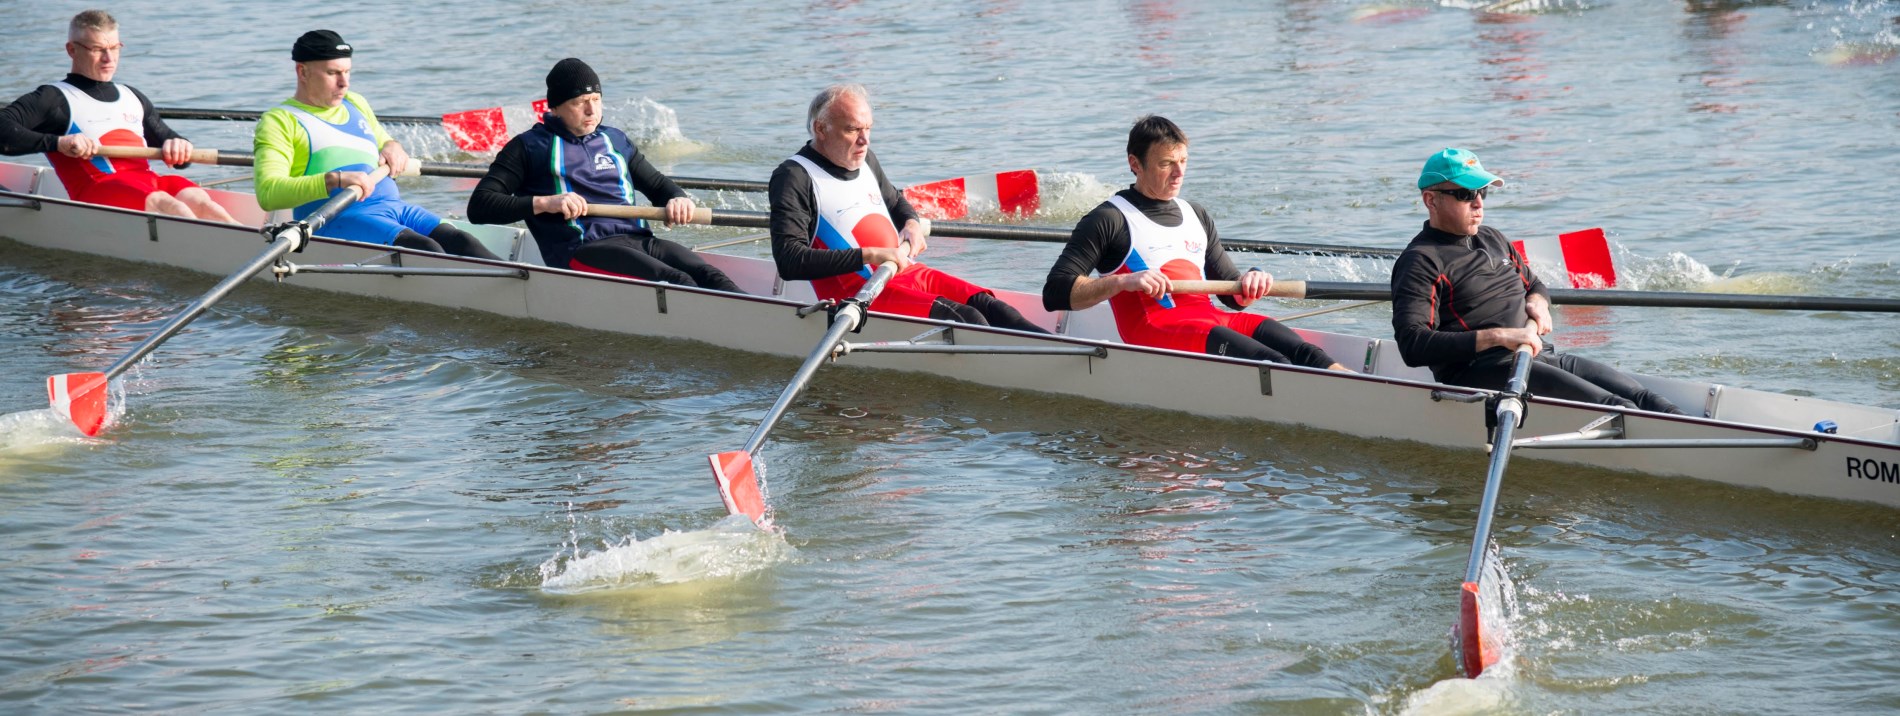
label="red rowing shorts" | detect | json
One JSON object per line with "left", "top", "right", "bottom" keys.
{"left": 862, "top": 264, "right": 989, "bottom": 317}
{"left": 1113, "top": 294, "right": 1268, "bottom": 353}
{"left": 73, "top": 170, "right": 201, "bottom": 211}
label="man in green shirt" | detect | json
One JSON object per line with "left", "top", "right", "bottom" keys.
{"left": 252, "top": 30, "right": 495, "bottom": 259}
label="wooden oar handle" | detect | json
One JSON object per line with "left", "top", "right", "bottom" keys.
{"left": 1166, "top": 279, "right": 1308, "bottom": 299}
{"left": 585, "top": 203, "right": 714, "bottom": 225}
{"left": 95, "top": 144, "right": 223, "bottom": 165}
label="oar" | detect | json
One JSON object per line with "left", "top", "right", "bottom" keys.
{"left": 1455, "top": 324, "right": 1538, "bottom": 678}
{"left": 43, "top": 166, "right": 391, "bottom": 437}
{"left": 1164, "top": 279, "right": 1900, "bottom": 313}
{"left": 708, "top": 261, "right": 904, "bottom": 524}
{"left": 95, "top": 145, "right": 462, "bottom": 179}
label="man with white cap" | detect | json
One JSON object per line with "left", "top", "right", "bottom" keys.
{"left": 1391, "top": 148, "right": 1682, "bottom": 413}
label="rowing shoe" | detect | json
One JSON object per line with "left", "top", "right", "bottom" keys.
{"left": 44, "top": 165, "right": 391, "bottom": 437}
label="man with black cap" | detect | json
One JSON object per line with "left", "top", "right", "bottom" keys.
{"left": 253, "top": 29, "right": 497, "bottom": 259}
{"left": 0, "top": 10, "right": 235, "bottom": 222}
{"left": 1391, "top": 147, "right": 1682, "bottom": 413}
{"left": 769, "top": 83, "right": 1046, "bottom": 332}
{"left": 467, "top": 58, "right": 739, "bottom": 291}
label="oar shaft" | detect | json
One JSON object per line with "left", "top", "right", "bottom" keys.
{"left": 738, "top": 262, "right": 901, "bottom": 457}
{"left": 1462, "top": 337, "right": 1537, "bottom": 584}
{"left": 584, "top": 204, "right": 714, "bottom": 224}
{"left": 98, "top": 166, "right": 388, "bottom": 381}
{"left": 1166, "top": 279, "right": 1309, "bottom": 298}
{"left": 157, "top": 106, "right": 441, "bottom": 125}
{"left": 94, "top": 145, "right": 231, "bottom": 166}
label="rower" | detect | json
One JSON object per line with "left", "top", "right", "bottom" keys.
{"left": 1041, "top": 115, "right": 1346, "bottom": 370}
{"left": 0, "top": 10, "right": 235, "bottom": 222}
{"left": 1391, "top": 148, "right": 1683, "bottom": 414}
{"left": 467, "top": 58, "right": 740, "bottom": 292}
{"left": 252, "top": 30, "right": 498, "bottom": 259}
{"left": 768, "top": 84, "right": 1047, "bottom": 332}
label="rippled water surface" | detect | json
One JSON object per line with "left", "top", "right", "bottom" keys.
{"left": 3, "top": 1, "right": 1899, "bottom": 713}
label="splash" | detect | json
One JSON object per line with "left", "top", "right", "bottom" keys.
{"left": 1403, "top": 545, "right": 1523, "bottom": 714}
{"left": 619, "top": 98, "right": 707, "bottom": 161}
{"left": 1031, "top": 171, "right": 1118, "bottom": 224}
{"left": 538, "top": 514, "right": 793, "bottom": 594}
{"left": 0, "top": 409, "right": 91, "bottom": 453}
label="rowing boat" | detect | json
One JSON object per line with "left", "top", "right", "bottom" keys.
{"left": 3, "top": 159, "right": 1897, "bottom": 509}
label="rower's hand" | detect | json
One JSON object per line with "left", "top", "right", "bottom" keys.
{"left": 1119, "top": 269, "right": 1171, "bottom": 300}
{"left": 898, "top": 219, "right": 929, "bottom": 257}
{"left": 160, "top": 138, "right": 194, "bottom": 168}
{"left": 664, "top": 196, "right": 696, "bottom": 226}
{"left": 532, "top": 193, "right": 587, "bottom": 220}
{"left": 57, "top": 133, "right": 100, "bottom": 159}
{"left": 328, "top": 170, "right": 379, "bottom": 200}
{"left": 379, "top": 140, "right": 410, "bottom": 177}
{"left": 1526, "top": 294, "right": 1554, "bottom": 335}
{"left": 1238, "top": 269, "right": 1273, "bottom": 301}
{"left": 861, "top": 246, "right": 913, "bottom": 272}
{"left": 1480, "top": 325, "right": 1543, "bottom": 356}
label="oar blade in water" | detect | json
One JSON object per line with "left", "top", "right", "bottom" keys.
{"left": 1456, "top": 580, "right": 1498, "bottom": 678}
{"left": 710, "top": 450, "right": 765, "bottom": 523}
{"left": 47, "top": 372, "right": 109, "bottom": 437}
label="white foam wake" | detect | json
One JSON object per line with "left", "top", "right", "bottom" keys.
{"left": 538, "top": 514, "right": 794, "bottom": 594}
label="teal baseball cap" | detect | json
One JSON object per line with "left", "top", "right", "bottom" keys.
{"left": 1417, "top": 148, "right": 1504, "bottom": 190}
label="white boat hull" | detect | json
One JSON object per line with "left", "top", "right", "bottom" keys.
{"left": 4, "top": 186, "right": 1898, "bottom": 509}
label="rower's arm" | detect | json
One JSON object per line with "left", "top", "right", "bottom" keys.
{"left": 467, "top": 134, "right": 535, "bottom": 224}
{"left": 0, "top": 85, "right": 66, "bottom": 156}
{"left": 1196, "top": 204, "right": 1254, "bottom": 311}
{"left": 623, "top": 142, "right": 688, "bottom": 205}
{"left": 251, "top": 108, "right": 329, "bottom": 211}
{"left": 1043, "top": 204, "right": 1126, "bottom": 311}
{"left": 126, "top": 86, "right": 184, "bottom": 150}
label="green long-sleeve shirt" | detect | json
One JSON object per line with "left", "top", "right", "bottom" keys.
{"left": 251, "top": 92, "right": 394, "bottom": 211}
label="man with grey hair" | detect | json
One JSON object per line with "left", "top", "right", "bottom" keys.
{"left": 766, "top": 84, "right": 1047, "bottom": 332}
{"left": 0, "top": 9, "right": 234, "bottom": 221}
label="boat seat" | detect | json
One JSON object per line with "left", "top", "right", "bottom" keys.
{"left": 1710, "top": 385, "right": 1900, "bottom": 442}
{"left": 1369, "top": 339, "right": 1436, "bottom": 382}
{"left": 0, "top": 160, "right": 45, "bottom": 194}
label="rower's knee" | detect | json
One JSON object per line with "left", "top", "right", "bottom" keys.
{"left": 173, "top": 187, "right": 237, "bottom": 223}
{"left": 929, "top": 297, "right": 989, "bottom": 326}
{"left": 1207, "top": 326, "right": 1285, "bottom": 363}
{"left": 144, "top": 191, "right": 192, "bottom": 218}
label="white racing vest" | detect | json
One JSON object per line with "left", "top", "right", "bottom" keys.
{"left": 1108, "top": 194, "right": 1209, "bottom": 311}
{"left": 46, "top": 81, "right": 149, "bottom": 190}
{"left": 790, "top": 153, "right": 900, "bottom": 287}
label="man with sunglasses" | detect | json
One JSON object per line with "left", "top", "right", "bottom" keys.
{"left": 1391, "top": 148, "right": 1683, "bottom": 414}
{"left": 0, "top": 10, "right": 235, "bottom": 222}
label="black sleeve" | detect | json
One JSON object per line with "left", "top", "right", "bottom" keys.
{"left": 625, "top": 145, "right": 687, "bottom": 206}
{"left": 127, "top": 86, "right": 183, "bottom": 147}
{"left": 1390, "top": 248, "right": 1477, "bottom": 368}
{"left": 768, "top": 160, "right": 866, "bottom": 280}
{"left": 864, "top": 152, "right": 918, "bottom": 227}
{"left": 0, "top": 85, "right": 66, "bottom": 156}
{"left": 1041, "top": 202, "right": 1127, "bottom": 312}
{"left": 467, "top": 134, "right": 536, "bottom": 225}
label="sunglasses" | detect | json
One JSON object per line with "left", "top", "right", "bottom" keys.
{"left": 1428, "top": 186, "right": 1489, "bottom": 202}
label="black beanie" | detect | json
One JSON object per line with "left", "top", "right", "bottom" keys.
{"left": 546, "top": 58, "right": 601, "bottom": 108}
{"left": 291, "top": 30, "right": 353, "bottom": 62}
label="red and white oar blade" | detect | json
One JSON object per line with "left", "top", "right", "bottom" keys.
{"left": 1512, "top": 227, "right": 1616, "bottom": 289}
{"left": 901, "top": 169, "right": 1040, "bottom": 221}
{"left": 440, "top": 99, "right": 550, "bottom": 153}
{"left": 47, "top": 371, "right": 110, "bottom": 437}
{"left": 710, "top": 450, "right": 766, "bottom": 523}
{"left": 1456, "top": 581, "right": 1499, "bottom": 678}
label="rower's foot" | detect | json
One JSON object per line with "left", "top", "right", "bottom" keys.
{"left": 1328, "top": 362, "right": 1355, "bottom": 373}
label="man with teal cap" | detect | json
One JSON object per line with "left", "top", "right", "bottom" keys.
{"left": 1389, "top": 148, "right": 1682, "bottom": 414}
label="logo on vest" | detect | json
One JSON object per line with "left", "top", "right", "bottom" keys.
{"left": 356, "top": 119, "right": 370, "bottom": 134}
{"left": 594, "top": 153, "right": 617, "bottom": 171}
{"left": 1184, "top": 237, "right": 1204, "bottom": 254}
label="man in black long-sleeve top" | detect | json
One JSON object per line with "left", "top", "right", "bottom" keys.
{"left": 0, "top": 10, "right": 233, "bottom": 222}
{"left": 1391, "top": 148, "right": 1682, "bottom": 413}
{"left": 468, "top": 58, "right": 737, "bottom": 291}
{"left": 1041, "top": 115, "right": 1343, "bottom": 369}
{"left": 767, "top": 83, "right": 1045, "bottom": 332}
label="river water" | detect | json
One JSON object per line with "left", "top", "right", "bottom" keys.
{"left": 3, "top": 1, "right": 1898, "bottom": 713}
